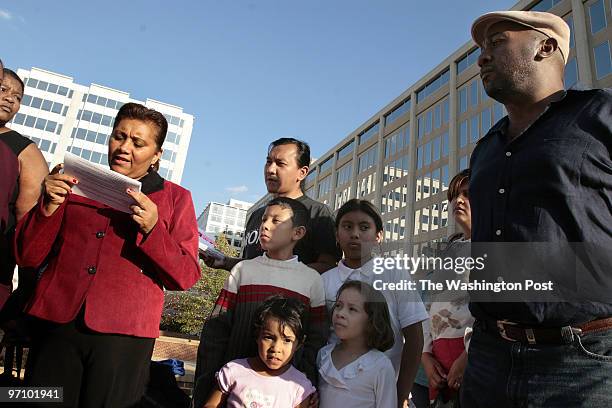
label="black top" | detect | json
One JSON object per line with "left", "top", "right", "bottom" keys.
{"left": 469, "top": 89, "right": 612, "bottom": 325}
{"left": 242, "top": 194, "right": 340, "bottom": 266}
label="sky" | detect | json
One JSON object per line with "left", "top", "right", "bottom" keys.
{"left": 0, "top": 0, "right": 515, "bottom": 214}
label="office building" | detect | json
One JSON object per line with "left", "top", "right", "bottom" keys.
{"left": 197, "top": 199, "right": 254, "bottom": 251}
{"left": 8, "top": 67, "right": 194, "bottom": 184}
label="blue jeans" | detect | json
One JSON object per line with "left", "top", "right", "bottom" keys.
{"left": 460, "top": 322, "right": 612, "bottom": 407}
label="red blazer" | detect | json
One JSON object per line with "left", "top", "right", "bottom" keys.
{"left": 14, "top": 177, "right": 200, "bottom": 338}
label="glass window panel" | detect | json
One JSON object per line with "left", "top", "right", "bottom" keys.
{"left": 40, "top": 139, "right": 51, "bottom": 152}
{"left": 22, "top": 94, "right": 32, "bottom": 106}
{"left": 590, "top": 0, "right": 607, "bottom": 34}
{"left": 62, "top": 106, "right": 68, "bottom": 116}
{"left": 424, "top": 142, "right": 432, "bottom": 166}
{"left": 443, "top": 99, "right": 450, "bottom": 123}
{"left": 41, "top": 99, "right": 53, "bottom": 111}
{"left": 470, "top": 81, "right": 478, "bottom": 107}
{"left": 442, "top": 165, "right": 449, "bottom": 191}
{"left": 471, "top": 115, "right": 479, "bottom": 142}
{"left": 433, "top": 137, "right": 441, "bottom": 162}
{"left": 426, "top": 110, "right": 433, "bottom": 134}
{"left": 72, "top": 147, "right": 82, "bottom": 156}
{"left": 81, "top": 149, "right": 92, "bottom": 160}
{"left": 459, "top": 88, "right": 467, "bottom": 113}
{"left": 97, "top": 97, "right": 107, "bottom": 107}
{"left": 91, "top": 151, "right": 102, "bottom": 164}
{"left": 86, "top": 130, "right": 97, "bottom": 142}
{"left": 442, "top": 132, "right": 449, "bottom": 157}
{"left": 31, "top": 97, "right": 42, "bottom": 109}
{"left": 564, "top": 58, "right": 578, "bottom": 88}
{"left": 47, "top": 84, "right": 58, "bottom": 94}
{"left": 45, "top": 120, "right": 57, "bottom": 133}
{"left": 82, "top": 110, "right": 92, "bottom": 121}
{"left": 566, "top": 16, "right": 575, "bottom": 49}
{"left": 102, "top": 154, "right": 108, "bottom": 165}
{"left": 26, "top": 78, "right": 38, "bottom": 88}
{"left": 13, "top": 113, "right": 25, "bottom": 125}
{"left": 594, "top": 41, "right": 612, "bottom": 79}
{"left": 417, "top": 146, "right": 423, "bottom": 169}
{"left": 460, "top": 155, "right": 469, "bottom": 170}
{"left": 434, "top": 104, "right": 442, "bottom": 129}
{"left": 37, "top": 81, "right": 49, "bottom": 91}
{"left": 460, "top": 120, "right": 468, "bottom": 148}
{"left": 56, "top": 124, "right": 63, "bottom": 135}
{"left": 35, "top": 118, "right": 46, "bottom": 130}
{"left": 58, "top": 86, "right": 68, "bottom": 96}
{"left": 481, "top": 108, "right": 492, "bottom": 134}
{"left": 51, "top": 143, "right": 57, "bottom": 154}
{"left": 51, "top": 102, "right": 62, "bottom": 114}
{"left": 25, "top": 115, "right": 36, "bottom": 127}
{"left": 171, "top": 116, "right": 180, "bottom": 126}
{"left": 76, "top": 128, "right": 87, "bottom": 139}
{"left": 101, "top": 115, "right": 112, "bottom": 127}
{"left": 95, "top": 133, "right": 107, "bottom": 144}
{"left": 494, "top": 103, "right": 505, "bottom": 123}
{"left": 92, "top": 113, "right": 102, "bottom": 124}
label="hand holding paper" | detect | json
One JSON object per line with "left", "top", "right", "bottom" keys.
{"left": 63, "top": 152, "right": 142, "bottom": 213}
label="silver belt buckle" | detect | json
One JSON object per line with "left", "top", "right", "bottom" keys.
{"left": 497, "top": 320, "right": 518, "bottom": 342}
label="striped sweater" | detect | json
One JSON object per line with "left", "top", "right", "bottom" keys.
{"left": 193, "top": 254, "right": 328, "bottom": 406}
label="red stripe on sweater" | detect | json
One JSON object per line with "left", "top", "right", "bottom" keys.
{"left": 216, "top": 289, "right": 238, "bottom": 310}
{"left": 236, "top": 284, "right": 310, "bottom": 305}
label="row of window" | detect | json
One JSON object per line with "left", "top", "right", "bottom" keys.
{"left": 83, "top": 93, "right": 125, "bottom": 111}
{"left": 319, "top": 156, "right": 333, "bottom": 174}
{"left": 358, "top": 145, "right": 378, "bottom": 174}
{"left": 381, "top": 184, "right": 408, "bottom": 215}
{"left": 417, "top": 132, "right": 449, "bottom": 170}
{"left": 414, "top": 200, "right": 449, "bottom": 236}
{"left": 385, "top": 98, "right": 411, "bottom": 126}
{"left": 11, "top": 113, "right": 63, "bottom": 135}
{"left": 67, "top": 145, "right": 108, "bottom": 166}
{"left": 24, "top": 78, "right": 72, "bottom": 98}
{"left": 358, "top": 122, "right": 380, "bottom": 145}
{"left": 73, "top": 127, "right": 110, "bottom": 145}
{"left": 383, "top": 156, "right": 409, "bottom": 187}
{"left": 28, "top": 135, "right": 57, "bottom": 154}
{"left": 416, "top": 165, "right": 450, "bottom": 202}
{"left": 384, "top": 126, "right": 410, "bottom": 159}
{"left": 318, "top": 176, "right": 332, "bottom": 198}
{"left": 384, "top": 215, "right": 407, "bottom": 242}
{"left": 162, "top": 148, "right": 178, "bottom": 164}
{"left": 457, "top": 48, "right": 480, "bottom": 75}
{"left": 77, "top": 109, "right": 115, "bottom": 127}
{"left": 417, "top": 98, "right": 450, "bottom": 139}
{"left": 336, "top": 162, "right": 352, "bottom": 187}
{"left": 337, "top": 140, "right": 354, "bottom": 159}
{"left": 416, "top": 70, "right": 450, "bottom": 103}
{"left": 21, "top": 94, "right": 67, "bottom": 116}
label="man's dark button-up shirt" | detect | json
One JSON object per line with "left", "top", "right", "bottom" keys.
{"left": 469, "top": 88, "right": 612, "bottom": 326}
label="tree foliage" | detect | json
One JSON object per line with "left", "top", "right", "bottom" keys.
{"left": 160, "top": 234, "right": 235, "bottom": 336}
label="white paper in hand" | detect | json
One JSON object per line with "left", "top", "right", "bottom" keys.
{"left": 63, "top": 152, "right": 142, "bottom": 213}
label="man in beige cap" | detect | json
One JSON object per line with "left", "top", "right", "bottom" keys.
{"left": 463, "top": 10, "right": 612, "bottom": 407}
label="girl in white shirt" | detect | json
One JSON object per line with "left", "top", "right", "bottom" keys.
{"left": 321, "top": 199, "right": 428, "bottom": 406}
{"left": 318, "top": 280, "right": 397, "bottom": 408}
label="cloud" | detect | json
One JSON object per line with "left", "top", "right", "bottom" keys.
{"left": 0, "top": 10, "right": 12, "bottom": 20}
{"left": 225, "top": 185, "right": 248, "bottom": 194}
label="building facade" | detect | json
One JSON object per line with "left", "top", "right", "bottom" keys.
{"left": 8, "top": 67, "right": 194, "bottom": 184}
{"left": 298, "top": 0, "right": 611, "bottom": 258}
{"left": 197, "top": 199, "right": 254, "bottom": 251}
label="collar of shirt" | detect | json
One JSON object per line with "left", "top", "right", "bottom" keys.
{"left": 262, "top": 252, "right": 298, "bottom": 263}
{"left": 140, "top": 170, "right": 164, "bottom": 194}
{"left": 318, "top": 344, "right": 385, "bottom": 388}
{"left": 337, "top": 258, "right": 375, "bottom": 282}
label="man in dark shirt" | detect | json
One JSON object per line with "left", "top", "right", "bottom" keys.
{"left": 202, "top": 137, "right": 339, "bottom": 272}
{"left": 461, "top": 11, "right": 612, "bottom": 407}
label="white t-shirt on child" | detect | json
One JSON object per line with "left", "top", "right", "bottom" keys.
{"left": 216, "top": 359, "right": 315, "bottom": 408}
{"left": 317, "top": 343, "right": 397, "bottom": 408}
{"left": 322, "top": 259, "right": 428, "bottom": 376}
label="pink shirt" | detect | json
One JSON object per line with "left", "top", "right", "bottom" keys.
{"left": 217, "top": 359, "right": 315, "bottom": 408}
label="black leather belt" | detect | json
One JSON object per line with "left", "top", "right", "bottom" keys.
{"left": 477, "top": 317, "right": 612, "bottom": 345}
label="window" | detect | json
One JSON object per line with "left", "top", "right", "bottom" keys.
{"left": 337, "top": 140, "right": 354, "bottom": 159}
{"left": 319, "top": 156, "right": 333, "bottom": 174}
{"left": 460, "top": 155, "right": 469, "bottom": 170}
{"left": 318, "top": 176, "right": 331, "bottom": 198}
{"left": 37, "top": 81, "right": 49, "bottom": 91}
{"left": 31, "top": 97, "right": 42, "bottom": 109}
{"left": 459, "top": 87, "right": 467, "bottom": 114}
{"left": 51, "top": 102, "right": 62, "bottom": 114}
{"left": 359, "top": 122, "right": 379, "bottom": 145}
{"left": 13, "top": 113, "right": 25, "bottom": 125}
{"left": 42, "top": 99, "right": 53, "bottom": 111}
{"left": 457, "top": 48, "right": 480, "bottom": 74}
{"left": 565, "top": 58, "right": 579, "bottom": 88}
{"left": 424, "top": 142, "right": 431, "bottom": 166}
{"left": 336, "top": 163, "right": 352, "bottom": 187}
{"left": 494, "top": 103, "right": 505, "bottom": 123}
{"left": 34, "top": 118, "right": 47, "bottom": 130}
{"left": 433, "top": 136, "right": 441, "bottom": 162}
{"left": 470, "top": 115, "right": 479, "bottom": 143}
{"left": 470, "top": 81, "right": 478, "bottom": 107}
{"left": 459, "top": 120, "right": 468, "bottom": 148}
{"left": 442, "top": 132, "right": 449, "bottom": 157}
{"left": 358, "top": 146, "right": 378, "bottom": 173}
{"left": 566, "top": 16, "right": 575, "bottom": 50}
{"left": 416, "top": 69, "right": 450, "bottom": 103}
{"left": 22, "top": 95, "right": 32, "bottom": 106}
{"left": 385, "top": 99, "right": 411, "bottom": 126}
{"left": 590, "top": 0, "right": 607, "bottom": 34}
{"left": 481, "top": 107, "right": 492, "bottom": 135}
{"left": 529, "top": 0, "right": 562, "bottom": 12}
{"left": 594, "top": 41, "right": 612, "bottom": 79}
{"left": 25, "top": 115, "right": 36, "bottom": 127}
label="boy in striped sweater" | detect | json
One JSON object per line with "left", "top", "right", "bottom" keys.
{"left": 193, "top": 197, "right": 328, "bottom": 407}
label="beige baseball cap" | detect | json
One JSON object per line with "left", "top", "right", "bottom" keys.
{"left": 471, "top": 10, "right": 570, "bottom": 64}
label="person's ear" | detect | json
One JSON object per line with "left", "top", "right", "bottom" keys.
{"left": 537, "top": 37, "right": 558, "bottom": 60}
{"left": 297, "top": 166, "right": 309, "bottom": 182}
{"left": 293, "top": 225, "right": 306, "bottom": 241}
{"left": 376, "top": 230, "right": 383, "bottom": 243}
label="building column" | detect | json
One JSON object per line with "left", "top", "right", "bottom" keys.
{"left": 403, "top": 91, "right": 418, "bottom": 256}
{"left": 374, "top": 116, "right": 385, "bottom": 210}
{"left": 447, "top": 61, "right": 459, "bottom": 237}
{"left": 571, "top": 0, "right": 594, "bottom": 87}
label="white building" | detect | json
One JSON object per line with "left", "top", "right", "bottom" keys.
{"left": 8, "top": 67, "right": 194, "bottom": 184}
{"left": 197, "top": 199, "right": 253, "bottom": 251}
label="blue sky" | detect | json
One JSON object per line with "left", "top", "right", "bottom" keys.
{"left": 0, "top": 0, "right": 515, "bottom": 214}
